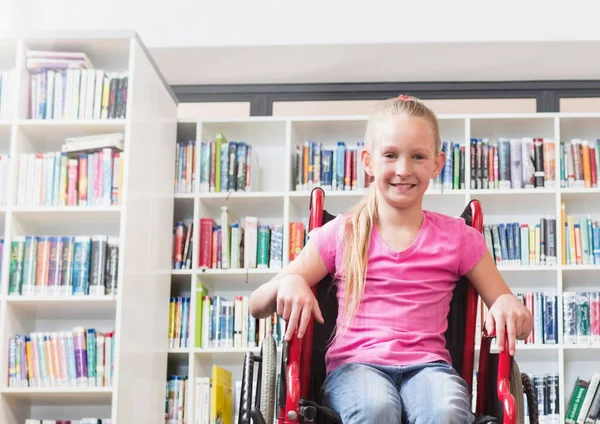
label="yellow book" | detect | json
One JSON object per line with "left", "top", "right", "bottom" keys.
{"left": 211, "top": 365, "right": 233, "bottom": 424}
{"left": 529, "top": 227, "right": 536, "bottom": 265}
{"left": 568, "top": 216, "right": 576, "bottom": 265}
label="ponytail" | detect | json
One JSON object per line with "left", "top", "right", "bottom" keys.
{"left": 335, "top": 183, "right": 378, "bottom": 339}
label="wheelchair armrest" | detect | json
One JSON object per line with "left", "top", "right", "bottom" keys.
{"left": 477, "top": 328, "right": 517, "bottom": 424}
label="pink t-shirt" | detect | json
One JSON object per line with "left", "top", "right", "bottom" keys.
{"left": 308, "top": 209, "right": 488, "bottom": 375}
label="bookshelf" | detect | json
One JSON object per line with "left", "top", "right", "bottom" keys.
{"left": 0, "top": 31, "right": 178, "bottom": 424}
{"left": 170, "top": 113, "right": 600, "bottom": 424}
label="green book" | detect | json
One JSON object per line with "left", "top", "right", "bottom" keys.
{"left": 195, "top": 282, "right": 209, "bottom": 348}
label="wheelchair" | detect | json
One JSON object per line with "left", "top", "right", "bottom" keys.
{"left": 239, "top": 187, "right": 538, "bottom": 424}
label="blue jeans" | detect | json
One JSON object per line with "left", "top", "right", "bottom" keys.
{"left": 321, "top": 361, "right": 474, "bottom": 424}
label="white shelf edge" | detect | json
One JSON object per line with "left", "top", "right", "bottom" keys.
{"left": 196, "top": 268, "right": 280, "bottom": 274}
{"left": 11, "top": 206, "right": 121, "bottom": 212}
{"left": 4, "top": 295, "right": 116, "bottom": 303}
{"left": 561, "top": 265, "right": 600, "bottom": 271}
{"left": 497, "top": 265, "right": 558, "bottom": 272}
{"left": 1, "top": 387, "right": 113, "bottom": 394}
{"left": 15, "top": 119, "right": 127, "bottom": 127}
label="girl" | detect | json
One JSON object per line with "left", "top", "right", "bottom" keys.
{"left": 249, "top": 95, "right": 533, "bottom": 423}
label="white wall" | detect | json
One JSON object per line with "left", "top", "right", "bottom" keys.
{"left": 11, "top": 0, "right": 600, "bottom": 47}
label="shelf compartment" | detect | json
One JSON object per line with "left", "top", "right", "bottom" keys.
{"left": 199, "top": 120, "right": 288, "bottom": 192}
{"left": 198, "top": 193, "right": 285, "bottom": 220}
{"left": 15, "top": 119, "right": 126, "bottom": 153}
{"left": 196, "top": 268, "right": 279, "bottom": 291}
{"left": 5, "top": 296, "right": 117, "bottom": 320}
{"left": 11, "top": 207, "right": 121, "bottom": 236}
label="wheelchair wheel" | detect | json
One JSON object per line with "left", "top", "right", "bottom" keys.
{"left": 521, "top": 372, "right": 539, "bottom": 424}
{"left": 238, "top": 351, "right": 254, "bottom": 424}
{"left": 509, "top": 360, "right": 525, "bottom": 424}
{"left": 259, "top": 335, "right": 277, "bottom": 424}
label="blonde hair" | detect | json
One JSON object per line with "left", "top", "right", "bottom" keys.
{"left": 335, "top": 95, "right": 441, "bottom": 340}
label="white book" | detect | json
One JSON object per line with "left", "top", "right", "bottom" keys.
{"left": 234, "top": 296, "right": 243, "bottom": 347}
{"left": 78, "top": 69, "right": 88, "bottom": 119}
{"left": 93, "top": 69, "right": 104, "bottom": 119}
{"left": 64, "top": 68, "right": 73, "bottom": 119}
{"left": 85, "top": 68, "right": 96, "bottom": 120}
{"left": 72, "top": 69, "right": 81, "bottom": 119}
{"left": 195, "top": 376, "right": 211, "bottom": 424}
{"left": 46, "top": 69, "right": 55, "bottom": 119}
{"left": 244, "top": 216, "right": 258, "bottom": 269}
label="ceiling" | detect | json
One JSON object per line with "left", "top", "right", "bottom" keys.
{"left": 151, "top": 41, "right": 600, "bottom": 86}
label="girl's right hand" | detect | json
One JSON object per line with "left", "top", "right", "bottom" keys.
{"left": 276, "top": 274, "right": 324, "bottom": 341}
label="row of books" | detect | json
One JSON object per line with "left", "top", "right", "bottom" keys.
{"left": 7, "top": 235, "right": 119, "bottom": 297}
{"left": 476, "top": 292, "right": 559, "bottom": 346}
{"left": 0, "top": 69, "right": 14, "bottom": 120}
{"left": 194, "top": 286, "right": 285, "bottom": 350}
{"left": 528, "top": 372, "right": 560, "bottom": 421}
{"left": 433, "top": 141, "right": 465, "bottom": 191}
{"left": 8, "top": 328, "right": 115, "bottom": 389}
{"left": 193, "top": 366, "right": 235, "bottom": 424}
{"left": 563, "top": 291, "right": 600, "bottom": 345}
{"left": 25, "top": 420, "right": 111, "bottom": 424}
{"left": 567, "top": 371, "right": 600, "bottom": 424}
{"left": 194, "top": 133, "right": 259, "bottom": 193}
{"left": 562, "top": 209, "right": 600, "bottom": 266}
{"left": 172, "top": 220, "right": 193, "bottom": 270}
{"left": 198, "top": 211, "right": 285, "bottom": 270}
{"left": 294, "top": 140, "right": 367, "bottom": 192}
{"left": 470, "top": 137, "right": 556, "bottom": 190}
{"left": 560, "top": 139, "right": 600, "bottom": 189}
{"left": 483, "top": 218, "right": 557, "bottom": 266}
{"left": 27, "top": 50, "right": 127, "bottom": 121}
{"left": 165, "top": 374, "right": 187, "bottom": 423}
{"left": 168, "top": 296, "right": 190, "bottom": 349}
{"left": 519, "top": 292, "right": 558, "bottom": 345}
{"left": 17, "top": 146, "right": 124, "bottom": 207}
{"left": 0, "top": 153, "right": 9, "bottom": 206}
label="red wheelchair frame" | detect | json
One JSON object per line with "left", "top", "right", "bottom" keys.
{"left": 278, "top": 187, "right": 518, "bottom": 424}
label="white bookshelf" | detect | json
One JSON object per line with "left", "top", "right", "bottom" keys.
{"left": 170, "top": 112, "right": 600, "bottom": 423}
{"left": 0, "top": 31, "right": 178, "bottom": 424}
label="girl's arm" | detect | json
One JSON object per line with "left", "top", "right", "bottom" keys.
{"left": 464, "top": 250, "right": 534, "bottom": 356}
{"left": 249, "top": 240, "right": 329, "bottom": 340}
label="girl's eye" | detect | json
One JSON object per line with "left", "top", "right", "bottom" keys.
{"left": 414, "top": 154, "right": 426, "bottom": 160}
{"left": 383, "top": 153, "right": 396, "bottom": 159}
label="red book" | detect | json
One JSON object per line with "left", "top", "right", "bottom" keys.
{"left": 198, "top": 218, "right": 214, "bottom": 268}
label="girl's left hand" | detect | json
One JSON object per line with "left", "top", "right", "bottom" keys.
{"left": 485, "top": 294, "right": 533, "bottom": 356}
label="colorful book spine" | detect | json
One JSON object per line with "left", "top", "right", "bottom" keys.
{"left": 17, "top": 147, "right": 123, "bottom": 207}
{"left": 168, "top": 296, "right": 191, "bottom": 349}
{"left": 7, "top": 328, "right": 115, "bottom": 389}
{"left": 7, "top": 234, "right": 118, "bottom": 296}
{"left": 484, "top": 217, "right": 556, "bottom": 266}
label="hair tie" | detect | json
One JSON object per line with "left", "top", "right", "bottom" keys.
{"left": 398, "top": 94, "right": 410, "bottom": 101}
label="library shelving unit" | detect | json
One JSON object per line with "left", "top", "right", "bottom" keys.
{"left": 0, "top": 32, "right": 178, "bottom": 424}
{"left": 171, "top": 113, "right": 600, "bottom": 424}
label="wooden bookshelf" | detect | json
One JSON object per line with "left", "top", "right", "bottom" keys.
{"left": 0, "top": 31, "right": 177, "bottom": 424}
{"left": 170, "top": 112, "right": 600, "bottom": 424}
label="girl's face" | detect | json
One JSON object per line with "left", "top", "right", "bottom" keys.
{"left": 362, "top": 115, "right": 446, "bottom": 210}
